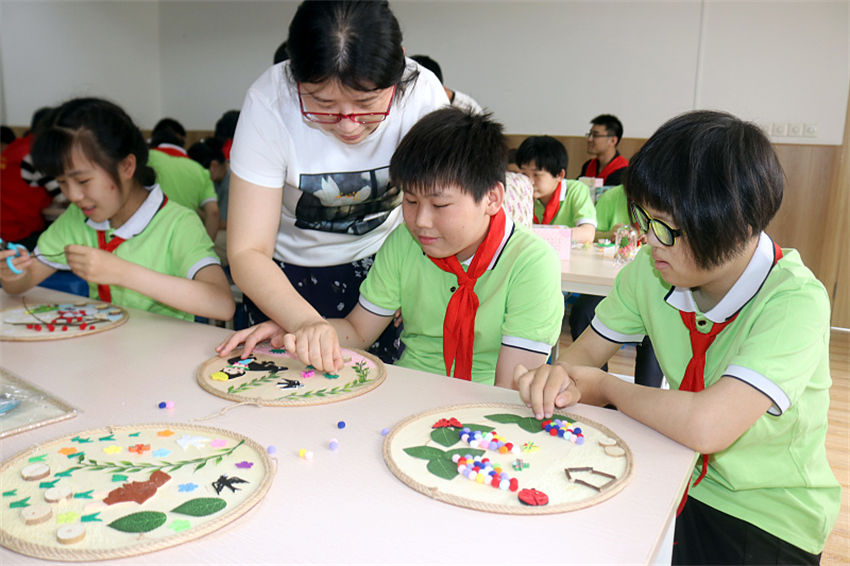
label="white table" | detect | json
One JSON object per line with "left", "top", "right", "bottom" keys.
{"left": 561, "top": 246, "right": 626, "bottom": 295}
{"left": 0, "top": 287, "right": 695, "bottom": 565}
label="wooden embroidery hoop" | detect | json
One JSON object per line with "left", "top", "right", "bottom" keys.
{"left": 0, "top": 299, "right": 128, "bottom": 342}
{"left": 195, "top": 346, "right": 386, "bottom": 407}
{"left": 0, "top": 423, "right": 274, "bottom": 562}
{"left": 383, "top": 402, "right": 634, "bottom": 515}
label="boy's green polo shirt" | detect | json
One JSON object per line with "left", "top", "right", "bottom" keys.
{"left": 358, "top": 218, "right": 564, "bottom": 385}
{"left": 35, "top": 186, "right": 221, "bottom": 321}
{"left": 594, "top": 185, "right": 630, "bottom": 233}
{"left": 533, "top": 179, "right": 596, "bottom": 228}
{"left": 591, "top": 234, "right": 840, "bottom": 554}
{"left": 148, "top": 149, "right": 217, "bottom": 211}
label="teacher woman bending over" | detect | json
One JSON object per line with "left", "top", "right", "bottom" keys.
{"left": 225, "top": 0, "right": 448, "bottom": 369}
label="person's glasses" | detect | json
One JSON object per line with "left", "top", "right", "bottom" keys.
{"left": 298, "top": 84, "right": 396, "bottom": 125}
{"left": 586, "top": 131, "right": 613, "bottom": 139}
{"left": 629, "top": 202, "right": 683, "bottom": 246}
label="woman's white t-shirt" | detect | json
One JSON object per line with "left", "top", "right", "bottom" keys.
{"left": 230, "top": 60, "right": 448, "bottom": 266}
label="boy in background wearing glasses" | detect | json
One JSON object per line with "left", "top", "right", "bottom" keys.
{"left": 579, "top": 114, "right": 628, "bottom": 187}
{"left": 219, "top": 107, "right": 564, "bottom": 388}
{"left": 516, "top": 136, "right": 597, "bottom": 243}
{"left": 515, "top": 110, "right": 839, "bottom": 564}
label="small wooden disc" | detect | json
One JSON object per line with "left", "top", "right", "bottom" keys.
{"left": 20, "top": 463, "right": 50, "bottom": 481}
{"left": 73, "top": 301, "right": 88, "bottom": 307}
{"left": 604, "top": 445, "right": 626, "bottom": 457}
{"left": 44, "top": 486, "right": 73, "bottom": 503}
{"left": 56, "top": 524, "right": 86, "bottom": 545}
{"left": 94, "top": 303, "right": 109, "bottom": 310}
{"left": 108, "top": 309, "right": 122, "bottom": 316}
{"left": 21, "top": 505, "right": 52, "bottom": 525}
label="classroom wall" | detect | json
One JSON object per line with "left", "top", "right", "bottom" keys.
{"left": 0, "top": 1, "right": 847, "bottom": 143}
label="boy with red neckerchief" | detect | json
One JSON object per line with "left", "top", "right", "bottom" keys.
{"left": 218, "top": 107, "right": 564, "bottom": 387}
{"left": 516, "top": 136, "right": 596, "bottom": 243}
{"left": 515, "top": 111, "right": 839, "bottom": 564}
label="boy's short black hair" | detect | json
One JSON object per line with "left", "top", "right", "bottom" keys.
{"left": 151, "top": 117, "right": 186, "bottom": 148}
{"left": 188, "top": 138, "right": 226, "bottom": 169}
{"left": 389, "top": 107, "right": 506, "bottom": 202}
{"left": 591, "top": 114, "right": 623, "bottom": 143}
{"left": 410, "top": 55, "right": 443, "bottom": 83}
{"left": 626, "top": 110, "right": 784, "bottom": 269}
{"left": 0, "top": 126, "right": 15, "bottom": 145}
{"left": 515, "top": 135, "right": 568, "bottom": 177}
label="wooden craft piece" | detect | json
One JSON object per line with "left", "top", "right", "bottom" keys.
{"left": 43, "top": 486, "right": 72, "bottom": 503}
{"left": 21, "top": 463, "right": 50, "bottom": 481}
{"left": 0, "top": 423, "right": 273, "bottom": 561}
{"left": 1, "top": 300, "right": 128, "bottom": 342}
{"left": 56, "top": 524, "right": 86, "bottom": 545}
{"left": 383, "top": 403, "right": 633, "bottom": 515}
{"left": 196, "top": 344, "right": 386, "bottom": 406}
{"left": 21, "top": 506, "right": 52, "bottom": 526}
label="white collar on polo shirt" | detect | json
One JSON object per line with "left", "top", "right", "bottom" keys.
{"left": 665, "top": 232, "right": 777, "bottom": 323}
{"left": 459, "top": 215, "right": 515, "bottom": 270}
{"left": 85, "top": 185, "right": 166, "bottom": 240}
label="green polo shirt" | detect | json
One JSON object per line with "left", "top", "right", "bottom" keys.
{"left": 591, "top": 235, "right": 840, "bottom": 554}
{"left": 35, "top": 186, "right": 221, "bottom": 321}
{"left": 533, "top": 179, "right": 596, "bottom": 228}
{"left": 594, "top": 185, "right": 630, "bottom": 233}
{"left": 359, "top": 219, "right": 564, "bottom": 385}
{"left": 148, "top": 149, "right": 217, "bottom": 212}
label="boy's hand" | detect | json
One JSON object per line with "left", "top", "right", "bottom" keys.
{"left": 64, "top": 245, "right": 124, "bottom": 285}
{"left": 216, "top": 320, "right": 286, "bottom": 359}
{"left": 282, "top": 319, "right": 344, "bottom": 372}
{"left": 0, "top": 248, "right": 33, "bottom": 280}
{"left": 514, "top": 362, "right": 582, "bottom": 419}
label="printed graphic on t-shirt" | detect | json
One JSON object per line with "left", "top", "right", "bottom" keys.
{"left": 295, "top": 167, "right": 400, "bottom": 235}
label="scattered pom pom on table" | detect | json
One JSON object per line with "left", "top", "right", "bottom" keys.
{"left": 329, "top": 439, "right": 339, "bottom": 451}
{"left": 165, "top": 401, "right": 175, "bottom": 409}
{"left": 267, "top": 445, "right": 277, "bottom": 455}
{"left": 298, "top": 448, "right": 314, "bottom": 460}
{"left": 337, "top": 421, "right": 346, "bottom": 429}
{"left": 381, "top": 427, "right": 390, "bottom": 436}
{"left": 157, "top": 402, "right": 167, "bottom": 409}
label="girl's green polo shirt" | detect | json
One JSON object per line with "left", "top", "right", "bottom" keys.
{"left": 591, "top": 234, "right": 840, "bottom": 554}
{"left": 594, "top": 185, "right": 630, "bottom": 233}
{"left": 35, "top": 186, "right": 221, "bottom": 321}
{"left": 533, "top": 179, "right": 597, "bottom": 228}
{"left": 358, "top": 219, "right": 564, "bottom": 385}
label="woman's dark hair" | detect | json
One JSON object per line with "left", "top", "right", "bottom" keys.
{"left": 626, "top": 110, "right": 784, "bottom": 269}
{"left": 287, "top": 0, "right": 416, "bottom": 97}
{"left": 214, "top": 110, "right": 240, "bottom": 140}
{"left": 390, "top": 107, "right": 507, "bottom": 202}
{"left": 515, "top": 135, "right": 568, "bottom": 177}
{"left": 31, "top": 97, "right": 156, "bottom": 188}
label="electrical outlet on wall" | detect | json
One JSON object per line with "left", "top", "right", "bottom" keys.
{"left": 771, "top": 122, "right": 788, "bottom": 137}
{"left": 803, "top": 123, "right": 818, "bottom": 138}
{"left": 787, "top": 123, "right": 804, "bottom": 137}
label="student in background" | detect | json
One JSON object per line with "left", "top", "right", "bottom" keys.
{"left": 580, "top": 114, "right": 628, "bottom": 187}
{"left": 0, "top": 126, "right": 16, "bottom": 153}
{"left": 188, "top": 137, "right": 230, "bottom": 265}
{"left": 516, "top": 110, "right": 839, "bottom": 565}
{"left": 148, "top": 123, "right": 219, "bottom": 241}
{"left": 0, "top": 98, "right": 234, "bottom": 322}
{"left": 0, "top": 108, "right": 55, "bottom": 250}
{"left": 226, "top": 0, "right": 448, "bottom": 368}
{"left": 214, "top": 110, "right": 240, "bottom": 161}
{"left": 410, "top": 55, "right": 483, "bottom": 114}
{"left": 219, "top": 107, "right": 563, "bottom": 387}
{"left": 516, "top": 135, "right": 596, "bottom": 243}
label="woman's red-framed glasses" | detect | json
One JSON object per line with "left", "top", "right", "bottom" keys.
{"left": 298, "top": 84, "right": 397, "bottom": 125}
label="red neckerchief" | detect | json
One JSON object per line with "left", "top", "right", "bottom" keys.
{"left": 428, "top": 208, "right": 507, "bottom": 381}
{"left": 222, "top": 138, "right": 233, "bottom": 161}
{"left": 153, "top": 146, "right": 188, "bottom": 158}
{"left": 94, "top": 195, "right": 168, "bottom": 302}
{"left": 533, "top": 180, "right": 562, "bottom": 225}
{"left": 586, "top": 154, "right": 628, "bottom": 182}
{"left": 676, "top": 241, "right": 783, "bottom": 516}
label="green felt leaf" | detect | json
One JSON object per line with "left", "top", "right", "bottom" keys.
{"left": 485, "top": 413, "right": 551, "bottom": 434}
{"left": 2, "top": 489, "right": 16, "bottom": 497}
{"left": 426, "top": 457, "right": 458, "bottom": 480}
{"left": 74, "top": 490, "right": 94, "bottom": 499}
{"left": 430, "top": 428, "right": 460, "bottom": 447}
{"left": 515, "top": 417, "right": 549, "bottom": 433}
{"left": 463, "top": 422, "right": 495, "bottom": 433}
{"left": 108, "top": 511, "right": 166, "bottom": 533}
{"left": 27, "top": 454, "right": 47, "bottom": 463}
{"left": 194, "top": 461, "right": 206, "bottom": 472}
{"left": 9, "top": 497, "right": 29, "bottom": 508}
{"left": 484, "top": 413, "right": 521, "bottom": 424}
{"left": 553, "top": 413, "right": 576, "bottom": 424}
{"left": 403, "top": 446, "right": 445, "bottom": 460}
{"left": 170, "top": 497, "right": 227, "bottom": 517}
{"left": 81, "top": 512, "right": 101, "bottom": 523}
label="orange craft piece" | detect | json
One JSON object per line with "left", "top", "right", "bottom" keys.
{"left": 103, "top": 470, "right": 171, "bottom": 505}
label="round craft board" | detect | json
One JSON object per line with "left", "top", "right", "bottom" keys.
{"left": 0, "top": 301, "right": 128, "bottom": 342}
{"left": 0, "top": 423, "right": 273, "bottom": 562}
{"left": 196, "top": 344, "right": 386, "bottom": 406}
{"left": 383, "top": 403, "right": 633, "bottom": 515}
